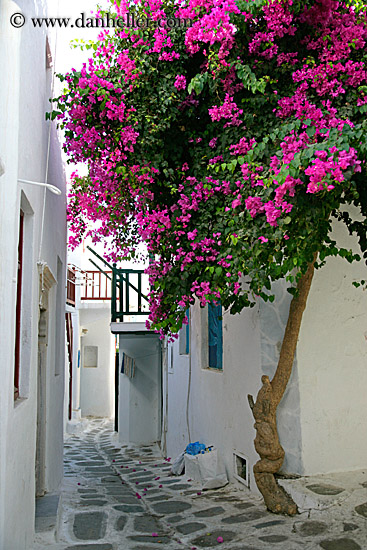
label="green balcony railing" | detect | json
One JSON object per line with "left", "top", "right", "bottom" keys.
{"left": 86, "top": 246, "right": 150, "bottom": 322}
{"left": 111, "top": 266, "right": 150, "bottom": 322}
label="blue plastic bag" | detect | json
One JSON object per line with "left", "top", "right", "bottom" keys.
{"left": 185, "top": 441, "right": 206, "bottom": 455}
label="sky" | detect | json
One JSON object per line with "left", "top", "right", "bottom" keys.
{"left": 51, "top": 0, "right": 148, "bottom": 268}
{"left": 52, "top": 0, "right": 109, "bottom": 178}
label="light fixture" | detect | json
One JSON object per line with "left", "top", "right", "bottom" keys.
{"left": 18, "top": 178, "right": 62, "bottom": 195}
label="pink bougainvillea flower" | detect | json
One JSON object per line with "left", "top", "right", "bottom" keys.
{"left": 174, "top": 75, "right": 186, "bottom": 91}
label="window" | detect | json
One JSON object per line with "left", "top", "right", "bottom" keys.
{"left": 179, "top": 308, "right": 190, "bottom": 355}
{"left": 84, "top": 345, "right": 98, "bottom": 368}
{"left": 55, "top": 257, "right": 64, "bottom": 375}
{"left": 14, "top": 211, "right": 24, "bottom": 399}
{"left": 208, "top": 302, "right": 223, "bottom": 369}
{"left": 66, "top": 266, "right": 76, "bottom": 306}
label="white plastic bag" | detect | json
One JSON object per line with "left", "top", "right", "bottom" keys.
{"left": 184, "top": 448, "right": 228, "bottom": 489}
{"left": 171, "top": 451, "right": 185, "bottom": 476}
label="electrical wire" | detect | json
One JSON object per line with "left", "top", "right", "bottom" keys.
{"left": 186, "top": 310, "right": 192, "bottom": 443}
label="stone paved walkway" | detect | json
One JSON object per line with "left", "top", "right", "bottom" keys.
{"left": 32, "top": 419, "right": 367, "bottom": 550}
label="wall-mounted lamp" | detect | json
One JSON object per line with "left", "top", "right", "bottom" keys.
{"left": 18, "top": 178, "right": 62, "bottom": 196}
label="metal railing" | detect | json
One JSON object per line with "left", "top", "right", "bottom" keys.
{"left": 81, "top": 270, "right": 114, "bottom": 301}
{"left": 82, "top": 246, "right": 150, "bottom": 320}
{"left": 111, "top": 267, "right": 150, "bottom": 321}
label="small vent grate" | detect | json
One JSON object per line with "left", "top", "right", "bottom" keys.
{"left": 233, "top": 451, "right": 249, "bottom": 487}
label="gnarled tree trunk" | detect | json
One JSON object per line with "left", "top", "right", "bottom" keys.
{"left": 248, "top": 254, "right": 317, "bottom": 515}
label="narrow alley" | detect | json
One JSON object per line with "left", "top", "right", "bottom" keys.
{"left": 32, "top": 420, "right": 366, "bottom": 550}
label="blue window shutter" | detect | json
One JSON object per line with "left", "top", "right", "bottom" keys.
{"left": 208, "top": 302, "right": 223, "bottom": 369}
{"left": 185, "top": 308, "right": 190, "bottom": 355}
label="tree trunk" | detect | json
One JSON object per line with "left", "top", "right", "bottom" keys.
{"left": 248, "top": 254, "right": 317, "bottom": 515}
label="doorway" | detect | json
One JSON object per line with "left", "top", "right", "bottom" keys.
{"left": 36, "top": 307, "right": 48, "bottom": 497}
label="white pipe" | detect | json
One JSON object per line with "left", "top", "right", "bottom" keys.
{"left": 18, "top": 178, "right": 61, "bottom": 195}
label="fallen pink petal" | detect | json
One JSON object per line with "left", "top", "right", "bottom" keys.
{"left": 152, "top": 532, "right": 158, "bottom": 537}
{"left": 217, "top": 536, "right": 224, "bottom": 543}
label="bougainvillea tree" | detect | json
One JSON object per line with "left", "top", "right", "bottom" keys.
{"left": 53, "top": 0, "right": 367, "bottom": 514}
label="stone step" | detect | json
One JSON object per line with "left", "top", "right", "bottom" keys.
{"left": 35, "top": 493, "right": 62, "bottom": 539}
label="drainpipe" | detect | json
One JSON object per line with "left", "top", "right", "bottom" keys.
{"left": 161, "top": 338, "right": 169, "bottom": 457}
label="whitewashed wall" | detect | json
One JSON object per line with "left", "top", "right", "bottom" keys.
{"left": 166, "top": 216, "right": 367, "bottom": 492}
{"left": 0, "top": 1, "right": 67, "bottom": 548}
{"left": 118, "top": 331, "right": 162, "bottom": 445}
{"left": 297, "top": 217, "right": 367, "bottom": 474}
{"left": 79, "top": 306, "right": 115, "bottom": 418}
{"left": 166, "top": 302, "right": 263, "bottom": 493}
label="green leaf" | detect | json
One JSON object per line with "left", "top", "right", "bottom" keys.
{"left": 187, "top": 73, "right": 208, "bottom": 96}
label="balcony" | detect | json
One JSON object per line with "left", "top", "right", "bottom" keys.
{"left": 111, "top": 267, "right": 150, "bottom": 322}
{"left": 81, "top": 270, "right": 114, "bottom": 301}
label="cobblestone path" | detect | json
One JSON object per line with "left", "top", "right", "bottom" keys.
{"left": 32, "top": 419, "right": 367, "bottom": 550}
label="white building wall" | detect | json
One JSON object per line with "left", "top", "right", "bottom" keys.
{"left": 166, "top": 302, "right": 263, "bottom": 493}
{"left": 0, "top": 1, "right": 67, "bottom": 548}
{"left": 297, "top": 218, "right": 367, "bottom": 475}
{"left": 79, "top": 306, "right": 115, "bottom": 418}
{"left": 166, "top": 217, "right": 367, "bottom": 491}
{"left": 118, "top": 330, "right": 162, "bottom": 445}
{"left": 0, "top": 2, "right": 22, "bottom": 542}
